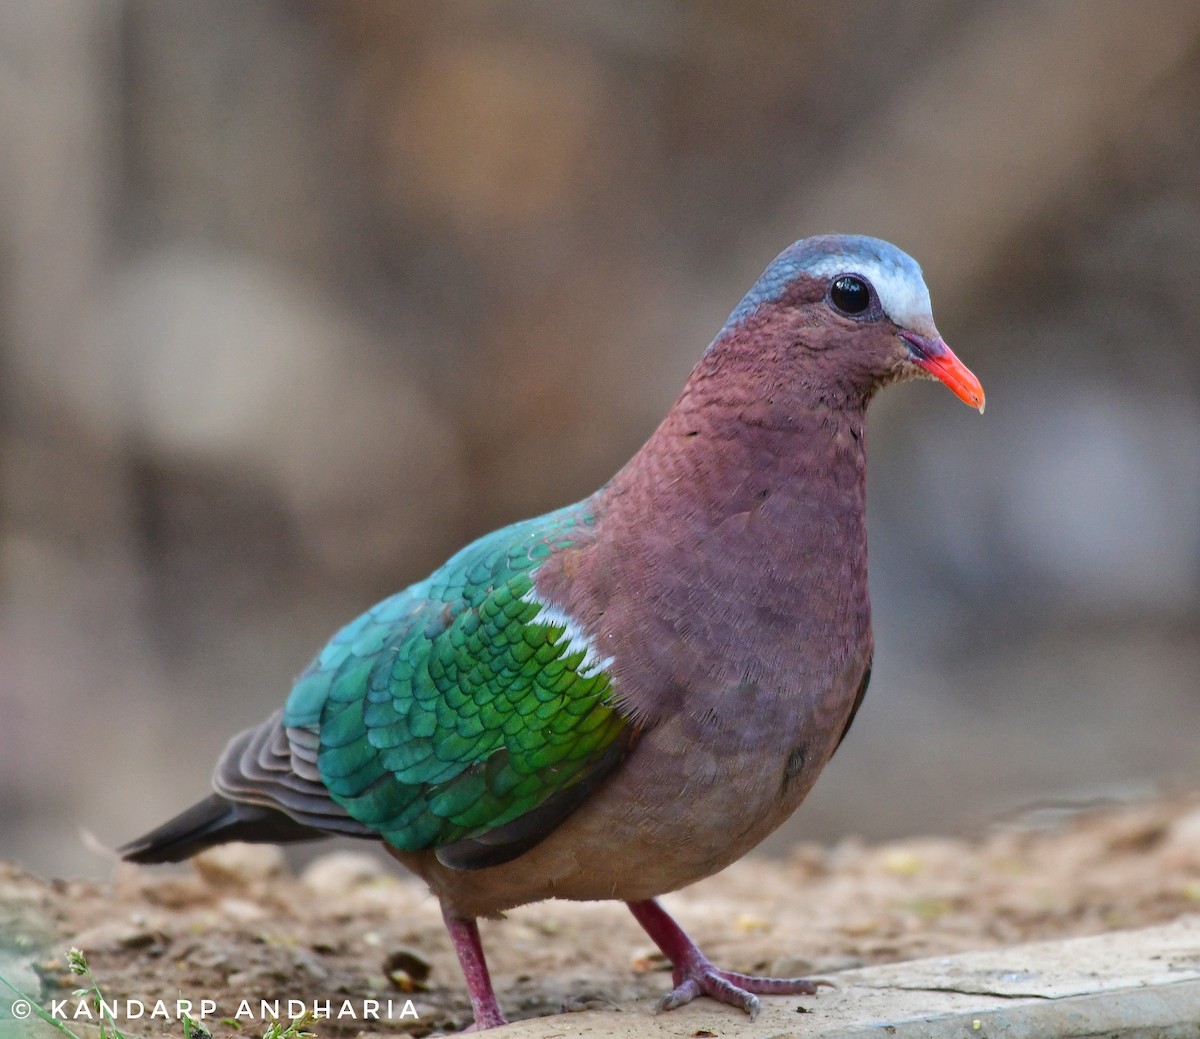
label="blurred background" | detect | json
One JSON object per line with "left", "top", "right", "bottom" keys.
{"left": 2, "top": 0, "right": 1198, "bottom": 878}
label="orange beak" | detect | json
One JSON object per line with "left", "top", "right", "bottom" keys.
{"left": 900, "top": 331, "right": 986, "bottom": 413}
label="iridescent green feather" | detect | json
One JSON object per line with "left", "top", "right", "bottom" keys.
{"left": 282, "top": 504, "right": 627, "bottom": 852}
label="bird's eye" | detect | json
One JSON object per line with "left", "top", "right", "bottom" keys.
{"left": 829, "top": 275, "right": 870, "bottom": 316}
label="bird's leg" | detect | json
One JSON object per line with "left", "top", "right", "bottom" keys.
{"left": 626, "top": 898, "right": 824, "bottom": 1021}
{"left": 441, "top": 907, "right": 508, "bottom": 1031}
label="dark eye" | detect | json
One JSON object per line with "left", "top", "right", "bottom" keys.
{"left": 829, "top": 275, "right": 870, "bottom": 316}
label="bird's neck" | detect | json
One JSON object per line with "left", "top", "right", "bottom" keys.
{"left": 609, "top": 365, "right": 871, "bottom": 528}
{"left": 540, "top": 368, "right": 874, "bottom": 730}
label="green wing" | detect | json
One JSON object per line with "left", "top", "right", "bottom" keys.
{"left": 282, "top": 504, "right": 632, "bottom": 868}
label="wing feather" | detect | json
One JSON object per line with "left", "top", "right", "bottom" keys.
{"left": 267, "top": 503, "right": 634, "bottom": 866}
{"left": 212, "top": 709, "right": 372, "bottom": 837}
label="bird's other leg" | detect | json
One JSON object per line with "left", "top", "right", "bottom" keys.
{"left": 626, "top": 898, "right": 825, "bottom": 1021}
{"left": 441, "top": 906, "right": 508, "bottom": 1031}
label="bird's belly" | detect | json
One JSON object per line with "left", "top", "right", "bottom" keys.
{"left": 403, "top": 654, "right": 867, "bottom": 918}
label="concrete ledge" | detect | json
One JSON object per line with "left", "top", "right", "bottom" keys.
{"left": 508, "top": 915, "right": 1200, "bottom": 1038}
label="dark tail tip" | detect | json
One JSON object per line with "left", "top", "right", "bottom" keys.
{"left": 120, "top": 794, "right": 242, "bottom": 863}
{"left": 120, "top": 794, "right": 325, "bottom": 864}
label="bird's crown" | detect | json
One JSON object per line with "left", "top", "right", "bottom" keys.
{"left": 721, "top": 234, "right": 935, "bottom": 336}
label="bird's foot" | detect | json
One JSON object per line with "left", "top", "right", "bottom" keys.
{"left": 627, "top": 898, "right": 827, "bottom": 1022}
{"left": 460, "top": 1009, "right": 507, "bottom": 1033}
{"left": 658, "top": 950, "right": 824, "bottom": 1020}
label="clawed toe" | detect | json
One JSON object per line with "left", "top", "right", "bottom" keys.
{"left": 655, "top": 966, "right": 826, "bottom": 1021}
{"left": 656, "top": 977, "right": 702, "bottom": 1014}
{"left": 719, "top": 968, "right": 829, "bottom": 996}
{"left": 656, "top": 971, "right": 761, "bottom": 1020}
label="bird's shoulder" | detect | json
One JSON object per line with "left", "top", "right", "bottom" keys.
{"left": 284, "top": 502, "right": 597, "bottom": 723}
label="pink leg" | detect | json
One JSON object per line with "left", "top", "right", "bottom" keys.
{"left": 627, "top": 898, "right": 825, "bottom": 1021}
{"left": 441, "top": 907, "right": 508, "bottom": 1031}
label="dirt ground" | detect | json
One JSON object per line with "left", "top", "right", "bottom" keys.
{"left": 4, "top": 794, "right": 1200, "bottom": 1038}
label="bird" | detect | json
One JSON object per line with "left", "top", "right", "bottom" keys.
{"left": 121, "top": 234, "right": 984, "bottom": 1031}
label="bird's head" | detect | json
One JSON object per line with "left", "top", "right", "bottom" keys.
{"left": 711, "top": 234, "right": 984, "bottom": 413}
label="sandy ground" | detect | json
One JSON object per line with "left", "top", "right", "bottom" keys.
{"left": 4, "top": 794, "right": 1200, "bottom": 1038}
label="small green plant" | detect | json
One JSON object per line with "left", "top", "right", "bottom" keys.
{"left": 0, "top": 949, "right": 316, "bottom": 1039}
{"left": 66, "top": 947, "right": 126, "bottom": 1039}
{"left": 259, "top": 1013, "right": 315, "bottom": 1039}
{"left": 182, "top": 1010, "right": 213, "bottom": 1039}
